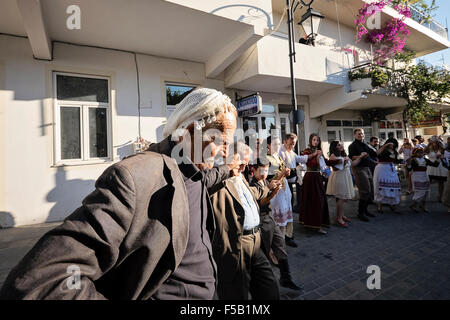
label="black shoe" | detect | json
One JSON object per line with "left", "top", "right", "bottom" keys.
{"left": 358, "top": 214, "right": 369, "bottom": 222}
{"left": 279, "top": 277, "right": 303, "bottom": 291}
{"left": 358, "top": 200, "right": 366, "bottom": 216}
{"left": 365, "top": 212, "right": 376, "bottom": 218}
{"left": 285, "top": 237, "right": 298, "bottom": 247}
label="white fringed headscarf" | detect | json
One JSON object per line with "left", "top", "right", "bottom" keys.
{"left": 163, "top": 88, "right": 235, "bottom": 138}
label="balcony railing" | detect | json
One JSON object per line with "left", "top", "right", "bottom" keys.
{"left": 348, "top": 62, "right": 406, "bottom": 94}
{"left": 389, "top": 3, "right": 448, "bottom": 39}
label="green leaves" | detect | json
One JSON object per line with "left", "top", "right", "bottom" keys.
{"left": 348, "top": 66, "right": 389, "bottom": 88}
{"left": 393, "top": 57, "right": 450, "bottom": 125}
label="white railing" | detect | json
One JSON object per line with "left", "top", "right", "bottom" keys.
{"left": 404, "top": 5, "right": 448, "bottom": 39}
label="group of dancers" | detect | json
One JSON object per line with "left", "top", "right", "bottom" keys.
{"left": 247, "top": 130, "right": 450, "bottom": 239}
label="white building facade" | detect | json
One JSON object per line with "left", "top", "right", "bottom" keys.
{"left": 0, "top": 0, "right": 449, "bottom": 227}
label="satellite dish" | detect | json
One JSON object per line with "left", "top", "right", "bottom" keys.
{"left": 290, "top": 109, "right": 305, "bottom": 124}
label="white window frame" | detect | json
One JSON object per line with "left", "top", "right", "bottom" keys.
{"left": 164, "top": 82, "right": 197, "bottom": 119}
{"left": 53, "top": 72, "right": 112, "bottom": 166}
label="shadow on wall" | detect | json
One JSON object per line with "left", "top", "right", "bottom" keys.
{"left": 210, "top": 5, "right": 273, "bottom": 29}
{"left": 46, "top": 166, "right": 95, "bottom": 223}
{"left": 326, "top": 57, "right": 350, "bottom": 85}
{"left": 156, "top": 124, "right": 165, "bottom": 143}
{"left": 0, "top": 212, "right": 15, "bottom": 229}
{"left": 116, "top": 140, "right": 134, "bottom": 160}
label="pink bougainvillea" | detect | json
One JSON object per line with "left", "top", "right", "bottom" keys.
{"left": 342, "top": 47, "right": 358, "bottom": 56}
{"left": 354, "top": 0, "right": 411, "bottom": 64}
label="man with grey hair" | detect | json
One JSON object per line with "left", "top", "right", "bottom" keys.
{"left": 209, "top": 141, "right": 282, "bottom": 300}
{"left": 0, "top": 88, "right": 240, "bottom": 300}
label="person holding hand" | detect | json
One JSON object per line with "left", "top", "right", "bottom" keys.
{"left": 348, "top": 128, "right": 378, "bottom": 222}
{"left": 373, "top": 142, "right": 403, "bottom": 213}
{"left": 326, "top": 141, "right": 357, "bottom": 227}
{"left": 299, "top": 134, "right": 339, "bottom": 235}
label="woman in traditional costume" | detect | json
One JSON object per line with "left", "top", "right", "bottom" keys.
{"left": 373, "top": 142, "right": 403, "bottom": 213}
{"left": 408, "top": 147, "right": 440, "bottom": 212}
{"left": 326, "top": 141, "right": 357, "bottom": 227}
{"left": 265, "top": 136, "right": 293, "bottom": 235}
{"left": 300, "top": 134, "right": 339, "bottom": 235}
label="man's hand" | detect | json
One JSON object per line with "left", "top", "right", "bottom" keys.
{"left": 360, "top": 152, "right": 369, "bottom": 159}
{"left": 269, "top": 184, "right": 282, "bottom": 198}
{"left": 227, "top": 153, "right": 241, "bottom": 175}
{"left": 283, "top": 168, "right": 291, "bottom": 177}
{"left": 269, "top": 179, "right": 281, "bottom": 190}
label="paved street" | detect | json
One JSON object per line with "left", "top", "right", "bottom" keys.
{"left": 1, "top": 184, "right": 450, "bottom": 300}
{"left": 277, "top": 183, "right": 450, "bottom": 300}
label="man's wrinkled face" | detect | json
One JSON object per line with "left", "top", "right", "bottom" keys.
{"left": 284, "top": 138, "right": 297, "bottom": 151}
{"left": 355, "top": 130, "right": 364, "bottom": 141}
{"left": 199, "top": 111, "right": 237, "bottom": 168}
{"left": 238, "top": 152, "right": 250, "bottom": 173}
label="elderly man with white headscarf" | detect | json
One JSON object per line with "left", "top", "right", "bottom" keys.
{"left": 0, "top": 88, "right": 240, "bottom": 300}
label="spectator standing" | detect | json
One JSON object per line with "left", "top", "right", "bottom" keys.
{"left": 425, "top": 136, "right": 447, "bottom": 202}
{"left": 399, "top": 138, "right": 413, "bottom": 194}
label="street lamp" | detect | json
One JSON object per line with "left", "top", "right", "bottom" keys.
{"left": 286, "top": 0, "right": 324, "bottom": 153}
{"left": 298, "top": 6, "right": 324, "bottom": 46}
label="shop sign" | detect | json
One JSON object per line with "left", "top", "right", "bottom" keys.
{"left": 236, "top": 94, "right": 262, "bottom": 117}
{"left": 410, "top": 113, "right": 441, "bottom": 128}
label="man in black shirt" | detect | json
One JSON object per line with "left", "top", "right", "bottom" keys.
{"left": 348, "top": 128, "right": 378, "bottom": 222}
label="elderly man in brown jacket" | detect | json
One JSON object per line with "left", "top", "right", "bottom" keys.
{"left": 209, "top": 142, "right": 282, "bottom": 300}
{"left": 0, "top": 88, "right": 240, "bottom": 300}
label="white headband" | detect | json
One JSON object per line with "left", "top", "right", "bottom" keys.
{"left": 163, "top": 88, "right": 235, "bottom": 138}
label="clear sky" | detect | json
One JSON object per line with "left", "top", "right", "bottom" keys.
{"left": 420, "top": 0, "right": 450, "bottom": 67}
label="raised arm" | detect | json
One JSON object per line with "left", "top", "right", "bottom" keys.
{"left": 203, "top": 164, "right": 232, "bottom": 189}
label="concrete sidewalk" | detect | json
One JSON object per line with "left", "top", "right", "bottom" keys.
{"left": 1, "top": 184, "right": 450, "bottom": 299}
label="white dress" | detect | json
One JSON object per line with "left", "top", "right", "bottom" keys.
{"left": 373, "top": 151, "right": 401, "bottom": 205}
{"left": 427, "top": 151, "right": 447, "bottom": 180}
{"left": 267, "top": 153, "right": 293, "bottom": 227}
{"left": 326, "top": 157, "right": 355, "bottom": 200}
{"left": 410, "top": 157, "right": 431, "bottom": 202}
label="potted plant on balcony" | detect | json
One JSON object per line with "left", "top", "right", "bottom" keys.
{"left": 348, "top": 67, "right": 372, "bottom": 91}
{"left": 348, "top": 67, "right": 389, "bottom": 91}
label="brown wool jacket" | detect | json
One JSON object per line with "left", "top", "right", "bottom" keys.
{"left": 0, "top": 137, "right": 229, "bottom": 300}
{"left": 209, "top": 176, "right": 269, "bottom": 284}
